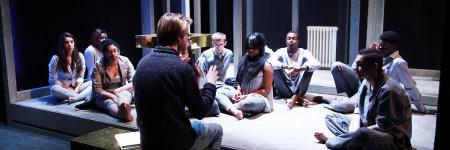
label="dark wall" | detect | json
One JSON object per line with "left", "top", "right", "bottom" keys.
{"left": 216, "top": 0, "right": 234, "bottom": 52}
{"left": 188, "top": 1, "right": 211, "bottom": 33}
{"left": 383, "top": 0, "right": 445, "bottom": 69}
{"left": 10, "top": 0, "right": 141, "bottom": 90}
{"left": 0, "top": 13, "right": 5, "bottom": 122}
{"left": 298, "top": 0, "right": 349, "bottom": 62}
{"left": 253, "top": 0, "right": 291, "bottom": 52}
{"left": 252, "top": 0, "right": 348, "bottom": 63}
{"left": 358, "top": 0, "right": 368, "bottom": 52}
{"left": 435, "top": 2, "right": 449, "bottom": 149}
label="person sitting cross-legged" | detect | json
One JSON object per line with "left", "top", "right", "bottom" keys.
{"left": 216, "top": 32, "right": 274, "bottom": 120}
{"left": 268, "top": 31, "right": 321, "bottom": 109}
{"left": 324, "top": 31, "right": 426, "bottom": 114}
{"left": 49, "top": 32, "right": 91, "bottom": 103}
{"left": 314, "top": 48, "right": 412, "bottom": 150}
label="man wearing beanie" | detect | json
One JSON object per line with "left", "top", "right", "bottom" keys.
{"left": 322, "top": 31, "right": 427, "bottom": 114}
{"left": 376, "top": 31, "right": 426, "bottom": 113}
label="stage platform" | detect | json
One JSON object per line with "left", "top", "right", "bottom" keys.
{"left": 7, "top": 69, "right": 439, "bottom": 150}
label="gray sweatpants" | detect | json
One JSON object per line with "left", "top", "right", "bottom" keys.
{"left": 330, "top": 62, "right": 360, "bottom": 97}
{"left": 50, "top": 81, "right": 92, "bottom": 101}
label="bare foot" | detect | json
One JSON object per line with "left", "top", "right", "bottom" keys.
{"left": 287, "top": 98, "right": 296, "bottom": 109}
{"left": 299, "top": 98, "right": 310, "bottom": 107}
{"left": 288, "top": 96, "right": 310, "bottom": 108}
{"left": 118, "top": 103, "right": 133, "bottom": 122}
{"left": 229, "top": 108, "right": 244, "bottom": 120}
{"left": 314, "top": 132, "right": 328, "bottom": 144}
{"left": 287, "top": 94, "right": 300, "bottom": 109}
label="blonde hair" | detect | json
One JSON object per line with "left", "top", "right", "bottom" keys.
{"left": 211, "top": 32, "right": 226, "bottom": 41}
{"left": 180, "top": 16, "right": 193, "bottom": 31}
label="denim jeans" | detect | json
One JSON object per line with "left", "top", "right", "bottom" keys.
{"left": 190, "top": 120, "right": 223, "bottom": 150}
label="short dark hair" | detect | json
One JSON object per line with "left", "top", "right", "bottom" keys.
{"left": 246, "top": 32, "right": 266, "bottom": 58}
{"left": 379, "top": 31, "right": 400, "bottom": 44}
{"left": 358, "top": 48, "right": 383, "bottom": 73}
{"left": 100, "top": 39, "right": 120, "bottom": 67}
{"left": 286, "top": 31, "right": 298, "bottom": 37}
{"left": 91, "top": 28, "right": 107, "bottom": 43}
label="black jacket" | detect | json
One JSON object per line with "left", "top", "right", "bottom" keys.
{"left": 133, "top": 46, "right": 216, "bottom": 150}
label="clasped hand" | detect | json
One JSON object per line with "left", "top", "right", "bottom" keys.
{"left": 284, "top": 65, "right": 307, "bottom": 77}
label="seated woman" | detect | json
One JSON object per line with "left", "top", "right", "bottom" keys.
{"left": 49, "top": 32, "right": 91, "bottom": 103}
{"left": 92, "top": 39, "right": 134, "bottom": 122}
{"left": 216, "top": 32, "right": 274, "bottom": 120}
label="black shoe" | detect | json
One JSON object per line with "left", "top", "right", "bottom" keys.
{"left": 273, "top": 95, "right": 283, "bottom": 100}
{"left": 411, "top": 103, "right": 427, "bottom": 114}
{"left": 75, "top": 100, "right": 95, "bottom": 110}
{"left": 312, "top": 96, "right": 330, "bottom": 104}
{"left": 243, "top": 112, "right": 256, "bottom": 118}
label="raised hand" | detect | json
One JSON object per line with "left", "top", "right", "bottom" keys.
{"left": 370, "top": 41, "right": 380, "bottom": 49}
{"left": 206, "top": 65, "right": 218, "bottom": 84}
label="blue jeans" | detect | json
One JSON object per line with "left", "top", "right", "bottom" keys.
{"left": 273, "top": 69, "right": 313, "bottom": 98}
{"left": 190, "top": 120, "right": 223, "bottom": 150}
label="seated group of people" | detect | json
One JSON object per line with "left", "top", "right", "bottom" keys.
{"left": 49, "top": 12, "right": 422, "bottom": 150}
{"left": 49, "top": 29, "right": 134, "bottom": 122}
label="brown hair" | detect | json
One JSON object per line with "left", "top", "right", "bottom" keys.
{"left": 156, "top": 12, "right": 184, "bottom": 46}
{"left": 57, "top": 32, "right": 82, "bottom": 75}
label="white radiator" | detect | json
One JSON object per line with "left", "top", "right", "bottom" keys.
{"left": 307, "top": 26, "right": 338, "bottom": 69}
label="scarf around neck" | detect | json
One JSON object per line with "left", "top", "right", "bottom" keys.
{"left": 236, "top": 52, "right": 269, "bottom": 85}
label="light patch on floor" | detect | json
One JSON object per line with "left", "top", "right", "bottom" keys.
{"left": 201, "top": 100, "right": 435, "bottom": 150}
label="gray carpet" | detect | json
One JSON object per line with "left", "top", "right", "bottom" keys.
{"left": 201, "top": 99, "right": 436, "bottom": 150}
{"left": 0, "top": 122, "right": 69, "bottom": 150}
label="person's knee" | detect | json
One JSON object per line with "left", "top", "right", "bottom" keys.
{"left": 215, "top": 93, "right": 230, "bottom": 103}
{"left": 108, "top": 105, "right": 119, "bottom": 114}
{"left": 272, "top": 69, "right": 284, "bottom": 78}
{"left": 119, "top": 90, "right": 132, "bottom": 96}
{"left": 353, "top": 128, "right": 371, "bottom": 139}
{"left": 50, "top": 85, "right": 61, "bottom": 93}
{"left": 242, "top": 97, "right": 260, "bottom": 106}
{"left": 207, "top": 101, "right": 220, "bottom": 116}
{"left": 240, "top": 98, "right": 265, "bottom": 112}
{"left": 209, "top": 123, "right": 223, "bottom": 138}
{"left": 328, "top": 100, "right": 356, "bottom": 114}
{"left": 118, "top": 91, "right": 132, "bottom": 101}
{"left": 331, "top": 61, "right": 346, "bottom": 73}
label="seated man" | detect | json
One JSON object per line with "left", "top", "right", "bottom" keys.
{"left": 314, "top": 48, "right": 412, "bottom": 150}
{"left": 134, "top": 13, "right": 222, "bottom": 150}
{"left": 197, "top": 32, "right": 234, "bottom": 116}
{"left": 327, "top": 31, "right": 426, "bottom": 113}
{"left": 268, "top": 31, "right": 321, "bottom": 109}
{"left": 197, "top": 32, "right": 233, "bottom": 88}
